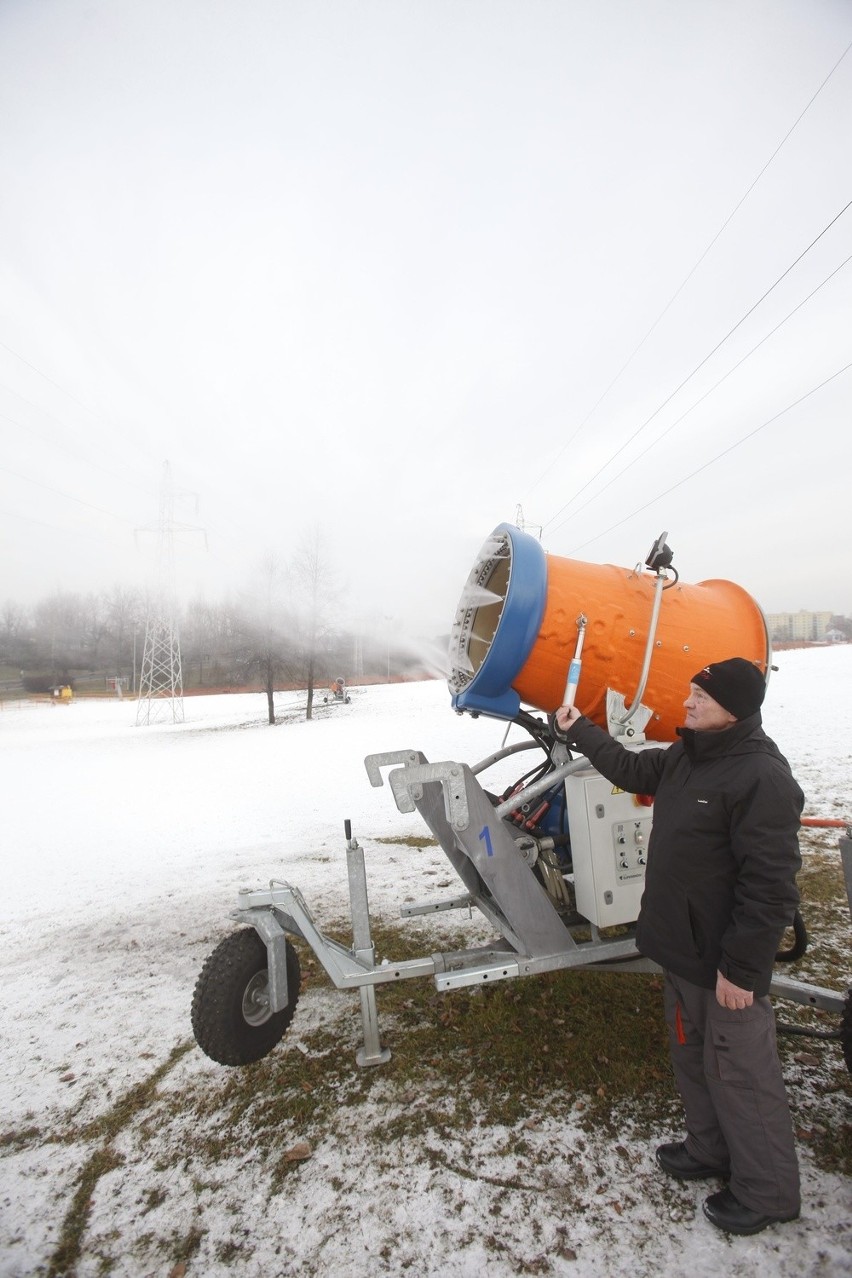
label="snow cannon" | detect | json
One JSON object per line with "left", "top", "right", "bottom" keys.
{"left": 193, "top": 519, "right": 852, "bottom": 1078}
{"left": 447, "top": 524, "right": 770, "bottom": 741}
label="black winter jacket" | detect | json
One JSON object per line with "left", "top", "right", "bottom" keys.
{"left": 564, "top": 712, "right": 803, "bottom": 995}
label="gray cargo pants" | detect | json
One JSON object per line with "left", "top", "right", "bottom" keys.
{"left": 663, "top": 971, "right": 800, "bottom": 1217}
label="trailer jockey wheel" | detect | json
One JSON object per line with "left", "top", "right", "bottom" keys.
{"left": 842, "top": 990, "right": 852, "bottom": 1075}
{"left": 191, "top": 928, "right": 301, "bottom": 1066}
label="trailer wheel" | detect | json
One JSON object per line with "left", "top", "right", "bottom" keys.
{"left": 842, "top": 989, "right": 852, "bottom": 1075}
{"left": 191, "top": 928, "right": 301, "bottom": 1066}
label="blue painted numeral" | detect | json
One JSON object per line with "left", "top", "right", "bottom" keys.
{"left": 479, "top": 825, "right": 494, "bottom": 857}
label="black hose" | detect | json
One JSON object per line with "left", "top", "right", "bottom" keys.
{"left": 775, "top": 910, "right": 808, "bottom": 962}
{"left": 776, "top": 1023, "right": 841, "bottom": 1041}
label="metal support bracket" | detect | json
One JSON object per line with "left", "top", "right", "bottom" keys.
{"left": 243, "top": 907, "right": 290, "bottom": 1013}
{"left": 234, "top": 883, "right": 435, "bottom": 989}
{"left": 389, "top": 761, "right": 470, "bottom": 828}
{"left": 769, "top": 973, "right": 847, "bottom": 1014}
{"left": 401, "top": 893, "right": 474, "bottom": 917}
{"left": 364, "top": 750, "right": 422, "bottom": 788}
{"left": 347, "top": 834, "right": 391, "bottom": 1066}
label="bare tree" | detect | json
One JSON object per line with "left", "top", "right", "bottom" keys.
{"left": 828, "top": 614, "right": 852, "bottom": 640}
{"left": 0, "top": 601, "right": 31, "bottom": 667}
{"left": 182, "top": 596, "right": 240, "bottom": 688}
{"left": 101, "top": 585, "right": 145, "bottom": 682}
{"left": 289, "top": 528, "right": 341, "bottom": 721}
{"left": 31, "top": 591, "right": 94, "bottom": 680}
{"left": 234, "top": 554, "right": 292, "bottom": 725}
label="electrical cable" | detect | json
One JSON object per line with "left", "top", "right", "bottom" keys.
{"left": 0, "top": 403, "right": 160, "bottom": 500}
{"left": 0, "top": 505, "right": 134, "bottom": 547}
{"left": 565, "top": 359, "right": 852, "bottom": 556}
{"left": 546, "top": 250, "right": 852, "bottom": 538}
{"left": 0, "top": 372, "right": 245, "bottom": 562}
{"left": 0, "top": 331, "right": 419, "bottom": 576}
{"left": 0, "top": 337, "right": 100, "bottom": 421}
{"left": 543, "top": 197, "right": 852, "bottom": 534}
{"left": 0, "top": 329, "right": 197, "bottom": 502}
{"left": 0, "top": 332, "right": 294, "bottom": 554}
{"left": 522, "top": 35, "right": 852, "bottom": 503}
{"left": 0, "top": 461, "right": 141, "bottom": 525}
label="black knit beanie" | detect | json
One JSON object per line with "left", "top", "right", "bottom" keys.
{"left": 690, "top": 657, "right": 766, "bottom": 720}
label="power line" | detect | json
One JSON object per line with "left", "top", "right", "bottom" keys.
{"left": 0, "top": 337, "right": 100, "bottom": 421}
{"left": 0, "top": 460, "right": 142, "bottom": 525}
{"left": 564, "top": 361, "right": 852, "bottom": 556}
{"left": 0, "top": 333, "right": 173, "bottom": 477}
{"left": 0, "top": 505, "right": 134, "bottom": 548}
{"left": 523, "top": 35, "right": 852, "bottom": 503}
{"left": 546, "top": 251, "right": 852, "bottom": 539}
{"left": 542, "top": 197, "right": 852, "bottom": 533}
{"left": 0, "top": 401, "right": 160, "bottom": 500}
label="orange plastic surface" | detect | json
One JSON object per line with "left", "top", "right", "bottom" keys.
{"left": 513, "top": 555, "right": 769, "bottom": 742}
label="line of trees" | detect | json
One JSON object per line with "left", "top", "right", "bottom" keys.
{"left": 826, "top": 615, "right": 852, "bottom": 640}
{"left": 1, "top": 533, "right": 441, "bottom": 722}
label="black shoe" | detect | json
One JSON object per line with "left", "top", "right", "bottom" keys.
{"left": 655, "top": 1141, "right": 729, "bottom": 1181}
{"left": 703, "top": 1187, "right": 799, "bottom": 1236}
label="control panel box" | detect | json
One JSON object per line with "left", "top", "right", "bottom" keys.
{"left": 565, "top": 761, "right": 655, "bottom": 927}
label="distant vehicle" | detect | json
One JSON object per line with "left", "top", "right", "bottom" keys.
{"left": 324, "top": 677, "right": 351, "bottom": 705}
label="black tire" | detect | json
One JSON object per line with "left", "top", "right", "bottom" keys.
{"left": 191, "top": 928, "right": 301, "bottom": 1066}
{"left": 842, "top": 990, "right": 852, "bottom": 1075}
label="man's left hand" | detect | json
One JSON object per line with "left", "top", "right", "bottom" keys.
{"left": 716, "top": 971, "right": 754, "bottom": 1010}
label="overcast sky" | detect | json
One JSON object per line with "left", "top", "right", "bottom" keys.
{"left": 1, "top": 0, "right": 850, "bottom": 641}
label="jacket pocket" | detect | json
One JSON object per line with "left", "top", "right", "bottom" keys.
{"left": 686, "top": 898, "right": 706, "bottom": 957}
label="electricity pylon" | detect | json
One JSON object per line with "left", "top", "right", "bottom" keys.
{"left": 513, "top": 503, "right": 543, "bottom": 539}
{"left": 135, "top": 461, "right": 205, "bottom": 725}
{"left": 135, "top": 607, "right": 185, "bottom": 725}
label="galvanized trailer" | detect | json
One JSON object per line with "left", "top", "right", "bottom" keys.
{"left": 191, "top": 730, "right": 852, "bottom": 1074}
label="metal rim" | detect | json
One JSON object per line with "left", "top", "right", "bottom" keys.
{"left": 241, "top": 970, "right": 272, "bottom": 1026}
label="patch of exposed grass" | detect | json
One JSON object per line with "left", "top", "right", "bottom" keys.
{"left": 0, "top": 1124, "right": 43, "bottom": 1152}
{"left": 44, "top": 1040, "right": 196, "bottom": 1277}
{"left": 763, "top": 831, "right": 852, "bottom": 1173}
{"left": 370, "top": 964, "right": 675, "bottom": 1136}
{"left": 776, "top": 832, "right": 850, "bottom": 955}
{"left": 373, "top": 834, "right": 439, "bottom": 849}
{"left": 70, "top": 1040, "right": 195, "bottom": 1147}
{"left": 774, "top": 834, "right": 852, "bottom": 1176}
{"left": 775, "top": 833, "right": 851, "bottom": 1081}
{"left": 47, "top": 1146, "right": 125, "bottom": 1278}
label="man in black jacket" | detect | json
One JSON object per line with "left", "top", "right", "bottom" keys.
{"left": 555, "top": 657, "right": 803, "bottom": 1236}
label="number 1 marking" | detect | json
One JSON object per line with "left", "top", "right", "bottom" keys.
{"left": 479, "top": 825, "right": 494, "bottom": 857}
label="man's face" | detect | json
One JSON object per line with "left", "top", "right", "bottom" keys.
{"left": 683, "top": 683, "right": 738, "bottom": 732}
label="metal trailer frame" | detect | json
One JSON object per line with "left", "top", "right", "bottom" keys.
{"left": 227, "top": 740, "right": 852, "bottom": 1067}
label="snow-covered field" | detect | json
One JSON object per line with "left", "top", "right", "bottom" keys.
{"left": 1, "top": 648, "right": 850, "bottom": 1276}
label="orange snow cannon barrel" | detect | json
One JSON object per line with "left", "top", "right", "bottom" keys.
{"left": 447, "top": 524, "right": 770, "bottom": 743}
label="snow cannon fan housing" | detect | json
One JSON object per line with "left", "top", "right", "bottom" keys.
{"left": 447, "top": 524, "right": 770, "bottom": 742}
